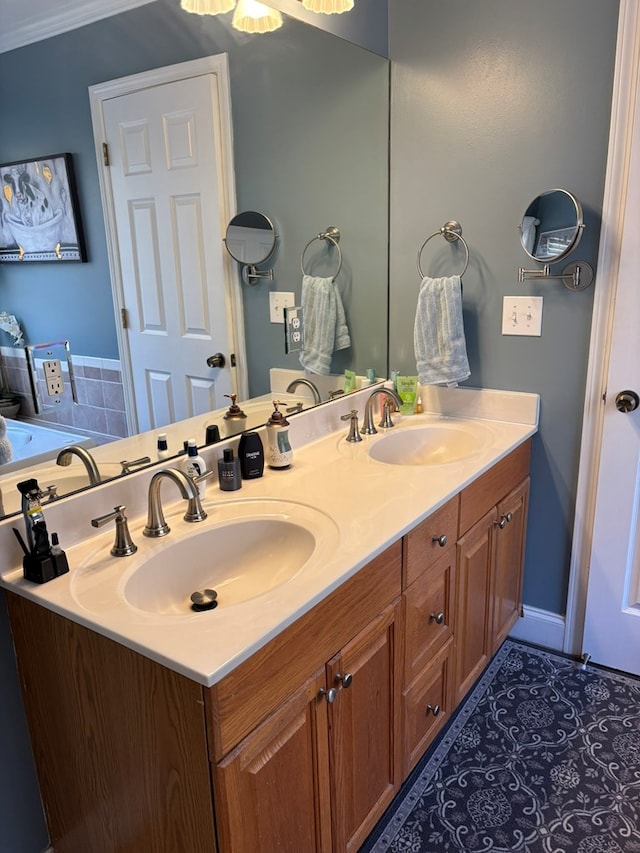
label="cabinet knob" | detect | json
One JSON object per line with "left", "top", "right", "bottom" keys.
{"left": 335, "top": 672, "right": 353, "bottom": 689}
{"left": 494, "top": 512, "right": 512, "bottom": 529}
{"left": 432, "top": 534, "right": 448, "bottom": 547}
{"left": 319, "top": 687, "right": 337, "bottom": 704}
{"left": 429, "top": 612, "right": 445, "bottom": 625}
{"left": 426, "top": 703, "right": 441, "bottom": 717}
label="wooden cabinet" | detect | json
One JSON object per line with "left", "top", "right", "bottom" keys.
{"left": 5, "top": 442, "right": 532, "bottom": 853}
{"left": 400, "top": 496, "right": 459, "bottom": 774}
{"left": 455, "top": 442, "right": 531, "bottom": 704}
{"left": 211, "top": 545, "right": 403, "bottom": 853}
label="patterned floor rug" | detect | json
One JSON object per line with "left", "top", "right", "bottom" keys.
{"left": 361, "top": 638, "right": 640, "bottom": 853}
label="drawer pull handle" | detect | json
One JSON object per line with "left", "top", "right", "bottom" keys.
{"left": 429, "top": 612, "right": 445, "bottom": 625}
{"left": 426, "top": 703, "right": 441, "bottom": 717}
{"left": 432, "top": 534, "right": 448, "bottom": 547}
{"left": 335, "top": 672, "right": 353, "bottom": 689}
{"left": 494, "top": 512, "right": 513, "bottom": 530}
{"left": 319, "top": 687, "right": 337, "bottom": 704}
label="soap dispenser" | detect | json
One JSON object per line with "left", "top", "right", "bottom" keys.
{"left": 266, "top": 401, "right": 292, "bottom": 469}
{"left": 222, "top": 394, "right": 247, "bottom": 437}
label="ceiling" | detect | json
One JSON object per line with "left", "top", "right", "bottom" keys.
{"left": 1, "top": 0, "right": 156, "bottom": 53}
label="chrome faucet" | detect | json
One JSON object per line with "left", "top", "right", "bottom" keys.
{"left": 362, "top": 387, "right": 403, "bottom": 435}
{"left": 143, "top": 467, "right": 200, "bottom": 538}
{"left": 56, "top": 445, "right": 102, "bottom": 485}
{"left": 285, "top": 378, "right": 322, "bottom": 405}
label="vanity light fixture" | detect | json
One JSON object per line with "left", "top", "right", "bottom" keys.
{"left": 180, "top": 0, "right": 235, "bottom": 14}
{"left": 180, "top": 0, "right": 282, "bottom": 34}
{"left": 300, "top": 0, "right": 355, "bottom": 13}
{"left": 232, "top": 0, "right": 283, "bottom": 32}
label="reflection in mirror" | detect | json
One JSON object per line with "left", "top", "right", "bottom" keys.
{"left": 224, "top": 210, "right": 277, "bottom": 286}
{"left": 519, "top": 188, "right": 584, "bottom": 262}
{"left": 0, "top": 4, "right": 390, "bottom": 520}
{"left": 224, "top": 211, "right": 277, "bottom": 264}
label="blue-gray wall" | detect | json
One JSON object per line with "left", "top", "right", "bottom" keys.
{"left": 389, "top": 0, "right": 618, "bottom": 615}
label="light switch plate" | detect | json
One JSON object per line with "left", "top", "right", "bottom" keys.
{"left": 269, "top": 291, "right": 295, "bottom": 324}
{"left": 502, "top": 296, "right": 543, "bottom": 336}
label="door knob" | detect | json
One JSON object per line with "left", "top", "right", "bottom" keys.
{"left": 207, "top": 353, "right": 226, "bottom": 369}
{"left": 615, "top": 390, "right": 639, "bottom": 413}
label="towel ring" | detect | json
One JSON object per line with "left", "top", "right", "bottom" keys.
{"left": 301, "top": 226, "right": 343, "bottom": 282}
{"left": 417, "top": 220, "right": 470, "bottom": 279}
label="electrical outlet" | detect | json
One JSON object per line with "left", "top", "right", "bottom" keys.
{"left": 270, "top": 291, "right": 295, "bottom": 324}
{"left": 43, "top": 359, "right": 64, "bottom": 396}
{"left": 284, "top": 306, "right": 304, "bottom": 353}
{"left": 501, "top": 296, "right": 543, "bottom": 336}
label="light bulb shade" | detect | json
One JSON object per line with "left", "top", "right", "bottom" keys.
{"left": 232, "top": 0, "right": 283, "bottom": 32}
{"left": 181, "top": 0, "right": 235, "bottom": 14}
{"left": 301, "top": 0, "right": 354, "bottom": 13}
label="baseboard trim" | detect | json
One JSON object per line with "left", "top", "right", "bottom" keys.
{"left": 508, "top": 606, "right": 565, "bottom": 651}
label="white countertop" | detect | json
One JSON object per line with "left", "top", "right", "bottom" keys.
{"left": 0, "top": 385, "right": 538, "bottom": 687}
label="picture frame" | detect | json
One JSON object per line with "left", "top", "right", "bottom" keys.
{"left": 0, "top": 153, "right": 86, "bottom": 262}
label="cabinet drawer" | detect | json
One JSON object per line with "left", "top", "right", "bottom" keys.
{"left": 403, "top": 495, "right": 459, "bottom": 588}
{"left": 459, "top": 440, "right": 531, "bottom": 536}
{"left": 403, "top": 550, "right": 455, "bottom": 685}
{"left": 402, "top": 638, "right": 454, "bottom": 776}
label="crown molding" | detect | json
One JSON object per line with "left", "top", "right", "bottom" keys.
{"left": 1, "top": 0, "right": 157, "bottom": 54}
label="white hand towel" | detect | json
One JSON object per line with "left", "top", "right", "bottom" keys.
{"left": 299, "top": 275, "right": 351, "bottom": 375}
{"left": 414, "top": 275, "right": 470, "bottom": 386}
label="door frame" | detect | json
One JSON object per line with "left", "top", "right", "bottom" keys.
{"left": 564, "top": 0, "right": 640, "bottom": 655}
{"left": 89, "top": 54, "right": 247, "bottom": 435}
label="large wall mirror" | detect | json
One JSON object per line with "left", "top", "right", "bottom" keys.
{"left": 0, "top": 1, "right": 390, "bottom": 519}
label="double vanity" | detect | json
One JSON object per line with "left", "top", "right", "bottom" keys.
{"left": 0, "top": 384, "right": 538, "bottom": 852}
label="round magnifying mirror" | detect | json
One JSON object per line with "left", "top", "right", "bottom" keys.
{"left": 224, "top": 211, "right": 277, "bottom": 265}
{"left": 519, "top": 189, "right": 584, "bottom": 263}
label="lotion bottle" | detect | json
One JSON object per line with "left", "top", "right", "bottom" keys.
{"left": 182, "top": 439, "right": 208, "bottom": 496}
{"left": 156, "top": 433, "right": 170, "bottom": 460}
{"left": 266, "top": 402, "right": 292, "bottom": 469}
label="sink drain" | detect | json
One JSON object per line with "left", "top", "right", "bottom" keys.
{"left": 190, "top": 589, "right": 218, "bottom": 612}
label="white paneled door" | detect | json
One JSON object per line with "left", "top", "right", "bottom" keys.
{"left": 90, "top": 57, "right": 243, "bottom": 434}
{"left": 583, "top": 49, "right": 640, "bottom": 675}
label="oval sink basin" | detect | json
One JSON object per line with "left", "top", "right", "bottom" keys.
{"left": 71, "top": 499, "right": 339, "bottom": 617}
{"left": 368, "top": 422, "right": 492, "bottom": 466}
{"left": 124, "top": 518, "right": 315, "bottom": 614}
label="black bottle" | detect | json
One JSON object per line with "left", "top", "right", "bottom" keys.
{"left": 238, "top": 431, "right": 265, "bottom": 479}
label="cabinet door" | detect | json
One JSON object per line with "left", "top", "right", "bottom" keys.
{"left": 492, "top": 477, "right": 530, "bottom": 651}
{"left": 455, "top": 508, "right": 497, "bottom": 704}
{"left": 327, "top": 602, "right": 401, "bottom": 853}
{"left": 214, "top": 668, "right": 331, "bottom": 853}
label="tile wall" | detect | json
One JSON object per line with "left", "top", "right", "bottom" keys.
{"left": 1, "top": 346, "right": 128, "bottom": 444}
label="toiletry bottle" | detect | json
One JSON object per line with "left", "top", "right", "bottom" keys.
{"left": 238, "top": 431, "right": 264, "bottom": 479}
{"left": 218, "top": 448, "right": 242, "bottom": 491}
{"left": 182, "top": 439, "right": 208, "bottom": 496}
{"left": 266, "top": 402, "right": 292, "bottom": 469}
{"left": 205, "top": 424, "right": 221, "bottom": 445}
{"left": 156, "top": 433, "right": 170, "bottom": 460}
{"left": 223, "top": 394, "right": 248, "bottom": 437}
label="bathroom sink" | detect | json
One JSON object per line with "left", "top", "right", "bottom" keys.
{"left": 124, "top": 518, "right": 316, "bottom": 614}
{"left": 0, "top": 462, "right": 123, "bottom": 516}
{"left": 70, "top": 499, "right": 339, "bottom": 617}
{"left": 368, "top": 421, "right": 493, "bottom": 466}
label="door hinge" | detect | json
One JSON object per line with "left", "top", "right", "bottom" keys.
{"left": 103, "top": 142, "right": 110, "bottom": 167}
{"left": 230, "top": 353, "right": 236, "bottom": 367}
{"left": 602, "top": 389, "right": 607, "bottom": 404}
{"left": 121, "top": 307, "right": 128, "bottom": 329}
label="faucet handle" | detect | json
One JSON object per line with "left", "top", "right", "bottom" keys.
{"left": 183, "top": 470, "right": 215, "bottom": 523}
{"left": 379, "top": 398, "right": 396, "bottom": 430}
{"left": 120, "top": 456, "right": 151, "bottom": 475}
{"left": 91, "top": 505, "right": 137, "bottom": 557}
{"left": 341, "top": 409, "right": 362, "bottom": 443}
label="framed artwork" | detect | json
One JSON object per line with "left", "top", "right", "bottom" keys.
{"left": 0, "top": 153, "right": 86, "bottom": 262}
